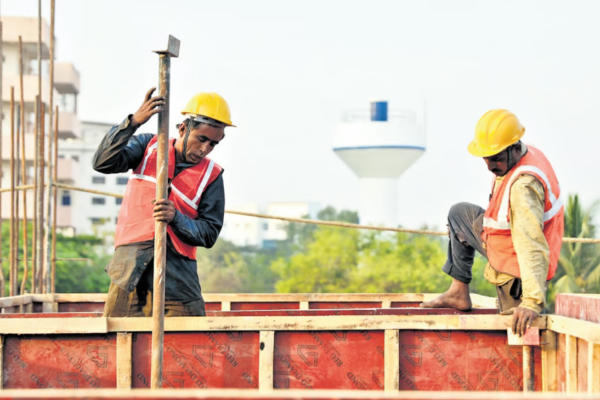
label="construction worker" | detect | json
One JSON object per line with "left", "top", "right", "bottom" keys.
{"left": 93, "top": 88, "right": 234, "bottom": 317}
{"left": 421, "top": 109, "right": 564, "bottom": 336}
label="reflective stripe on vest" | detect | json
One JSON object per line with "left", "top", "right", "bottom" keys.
{"left": 483, "top": 165, "right": 564, "bottom": 230}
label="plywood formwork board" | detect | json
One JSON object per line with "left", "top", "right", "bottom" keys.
{"left": 548, "top": 316, "right": 600, "bottom": 345}
{"left": 555, "top": 294, "right": 600, "bottom": 324}
{"left": 2, "top": 389, "right": 600, "bottom": 399}
{"left": 566, "top": 335, "right": 578, "bottom": 393}
{"left": 577, "top": 338, "right": 588, "bottom": 393}
{"left": 557, "top": 333, "right": 566, "bottom": 392}
{"left": 589, "top": 342, "right": 600, "bottom": 393}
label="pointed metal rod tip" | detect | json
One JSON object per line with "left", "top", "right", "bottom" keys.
{"left": 153, "top": 35, "right": 180, "bottom": 57}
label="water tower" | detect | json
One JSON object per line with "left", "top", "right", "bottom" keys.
{"left": 333, "top": 101, "right": 426, "bottom": 227}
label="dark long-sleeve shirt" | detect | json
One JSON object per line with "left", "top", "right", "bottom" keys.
{"left": 93, "top": 115, "right": 225, "bottom": 301}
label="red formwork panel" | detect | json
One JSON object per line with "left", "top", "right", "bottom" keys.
{"left": 273, "top": 331, "right": 385, "bottom": 390}
{"left": 391, "top": 302, "right": 423, "bottom": 308}
{"left": 205, "top": 303, "right": 222, "bottom": 311}
{"left": 557, "top": 333, "right": 566, "bottom": 392}
{"left": 309, "top": 302, "right": 380, "bottom": 310}
{"left": 231, "top": 302, "right": 299, "bottom": 311}
{"left": 131, "top": 332, "right": 260, "bottom": 389}
{"left": 58, "top": 303, "right": 105, "bottom": 313}
{"left": 555, "top": 294, "right": 600, "bottom": 323}
{"left": 397, "top": 330, "right": 542, "bottom": 391}
{"left": 2, "top": 334, "right": 117, "bottom": 389}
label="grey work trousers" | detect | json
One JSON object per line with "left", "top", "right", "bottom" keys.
{"left": 441, "top": 202, "right": 524, "bottom": 312}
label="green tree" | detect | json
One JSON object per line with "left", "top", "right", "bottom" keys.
{"left": 548, "top": 195, "right": 600, "bottom": 309}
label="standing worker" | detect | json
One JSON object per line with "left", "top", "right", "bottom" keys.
{"left": 94, "top": 88, "right": 234, "bottom": 317}
{"left": 421, "top": 109, "right": 564, "bottom": 336}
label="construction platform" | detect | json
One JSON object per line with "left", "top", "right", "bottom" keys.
{"left": 0, "top": 292, "right": 597, "bottom": 394}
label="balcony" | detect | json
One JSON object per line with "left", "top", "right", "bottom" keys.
{"left": 57, "top": 111, "right": 81, "bottom": 139}
{"left": 57, "top": 157, "right": 79, "bottom": 183}
{"left": 1, "top": 17, "right": 51, "bottom": 58}
{"left": 54, "top": 63, "right": 80, "bottom": 94}
{"left": 2, "top": 75, "right": 59, "bottom": 106}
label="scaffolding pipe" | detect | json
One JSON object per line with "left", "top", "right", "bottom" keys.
{"left": 15, "top": 101, "right": 20, "bottom": 294}
{"left": 9, "top": 87, "right": 15, "bottom": 296}
{"left": 151, "top": 35, "right": 179, "bottom": 389}
{"left": 51, "top": 107, "right": 58, "bottom": 293}
{"left": 43, "top": 0, "right": 56, "bottom": 294}
{"left": 36, "top": 104, "right": 45, "bottom": 292}
{"left": 32, "top": 96, "right": 38, "bottom": 294}
{"left": 18, "top": 36, "right": 28, "bottom": 295}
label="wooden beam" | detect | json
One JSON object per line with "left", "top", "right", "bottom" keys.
{"left": 0, "top": 294, "right": 32, "bottom": 308}
{"left": 299, "top": 301, "right": 309, "bottom": 310}
{"left": 542, "top": 330, "right": 557, "bottom": 392}
{"left": 384, "top": 329, "right": 399, "bottom": 391}
{"left": 0, "top": 317, "right": 107, "bottom": 334}
{"left": 221, "top": 302, "right": 231, "bottom": 312}
{"left": 105, "top": 314, "right": 546, "bottom": 334}
{"left": 381, "top": 300, "right": 392, "bottom": 309}
{"left": 566, "top": 334, "right": 578, "bottom": 393}
{"left": 589, "top": 342, "right": 600, "bottom": 393}
{"left": 51, "top": 293, "right": 106, "bottom": 303}
{"left": 116, "top": 333, "right": 133, "bottom": 389}
{"left": 42, "top": 302, "right": 58, "bottom": 313}
{"left": 258, "top": 330, "right": 274, "bottom": 391}
{"left": 549, "top": 315, "right": 600, "bottom": 344}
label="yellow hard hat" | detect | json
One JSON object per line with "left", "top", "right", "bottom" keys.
{"left": 181, "top": 92, "right": 235, "bottom": 127}
{"left": 468, "top": 109, "right": 525, "bottom": 157}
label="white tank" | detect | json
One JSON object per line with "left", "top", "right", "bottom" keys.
{"left": 333, "top": 101, "right": 426, "bottom": 227}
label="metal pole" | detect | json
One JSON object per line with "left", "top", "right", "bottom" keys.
{"left": 9, "top": 87, "right": 14, "bottom": 296}
{"left": 18, "top": 36, "right": 28, "bottom": 295}
{"left": 33, "top": 0, "right": 42, "bottom": 294}
{"left": 15, "top": 102, "right": 20, "bottom": 293}
{"left": 150, "top": 35, "right": 179, "bottom": 390}
{"left": 523, "top": 345, "right": 535, "bottom": 392}
{"left": 36, "top": 103, "right": 45, "bottom": 292}
{"left": 51, "top": 107, "right": 58, "bottom": 293}
{"left": 0, "top": 21, "right": 3, "bottom": 298}
{"left": 43, "top": 0, "right": 55, "bottom": 294}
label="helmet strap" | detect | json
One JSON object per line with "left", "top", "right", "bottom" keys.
{"left": 181, "top": 119, "right": 194, "bottom": 163}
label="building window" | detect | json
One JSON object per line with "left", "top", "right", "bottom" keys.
{"left": 116, "top": 177, "right": 128, "bottom": 185}
{"left": 92, "top": 197, "right": 105, "bottom": 205}
{"left": 92, "top": 176, "right": 105, "bottom": 184}
{"left": 61, "top": 191, "right": 71, "bottom": 206}
{"left": 90, "top": 218, "right": 103, "bottom": 225}
{"left": 72, "top": 155, "right": 80, "bottom": 162}
{"left": 116, "top": 198, "right": 123, "bottom": 205}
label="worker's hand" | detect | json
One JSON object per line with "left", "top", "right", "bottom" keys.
{"left": 502, "top": 306, "right": 539, "bottom": 337}
{"left": 131, "top": 88, "right": 165, "bottom": 128}
{"left": 152, "top": 199, "right": 176, "bottom": 223}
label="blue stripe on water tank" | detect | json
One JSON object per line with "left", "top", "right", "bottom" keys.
{"left": 370, "top": 101, "right": 388, "bottom": 121}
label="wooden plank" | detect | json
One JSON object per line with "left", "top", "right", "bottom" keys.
{"left": 116, "top": 332, "right": 133, "bottom": 389}
{"left": 221, "top": 301, "right": 231, "bottom": 311}
{"left": 589, "top": 342, "right": 600, "bottom": 393}
{"left": 384, "top": 329, "right": 399, "bottom": 391}
{"left": 542, "top": 330, "right": 557, "bottom": 392}
{"left": 470, "top": 293, "right": 499, "bottom": 309}
{"left": 258, "top": 330, "right": 274, "bottom": 390}
{"left": 41, "top": 302, "right": 58, "bottom": 313}
{"left": 549, "top": 315, "right": 600, "bottom": 344}
{"left": 0, "top": 294, "right": 32, "bottom": 308}
{"left": 105, "top": 314, "right": 546, "bottom": 333}
{"left": 299, "top": 301, "right": 309, "bottom": 310}
{"left": 0, "top": 317, "right": 107, "bottom": 334}
{"left": 51, "top": 293, "right": 106, "bottom": 303}
{"left": 381, "top": 300, "right": 392, "bottom": 309}
{"left": 507, "top": 327, "right": 540, "bottom": 346}
{"left": 566, "top": 334, "right": 578, "bottom": 393}
{"left": 522, "top": 345, "right": 534, "bottom": 392}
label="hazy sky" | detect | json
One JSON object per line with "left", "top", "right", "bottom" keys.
{"left": 4, "top": 0, "right": 600, "bottom": 230}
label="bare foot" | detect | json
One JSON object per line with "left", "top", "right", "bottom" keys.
{"left": 420, "top": 279, "right": 472, "bottom": 311}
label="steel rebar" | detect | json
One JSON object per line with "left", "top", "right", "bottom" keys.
{"left": 32, "top": 96, "right": 38, "bottom": 294}
{"left": 18, "top": 36, "right": 28, "bottom": 295}
{"left": 0, "top": 21, "right": 4, "bottom": 298}
{"left": 43, "top": 0, "right": 56, "bottom": 294}
{"left": 523, "top": 345, "right": 535, "bottom": 392}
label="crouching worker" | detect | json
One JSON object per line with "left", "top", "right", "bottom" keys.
{"left": 421, "top": 109, "right": 564, "bottom": 336}
{"left": 93, "top": 88, "right": 234, "bottom": 317}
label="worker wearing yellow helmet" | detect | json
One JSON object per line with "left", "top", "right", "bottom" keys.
{"left": 93, "top": 88, "right": 234, "bottom": 318}
{"left": 422, "top": 109, "right": 564, "bottom": 337}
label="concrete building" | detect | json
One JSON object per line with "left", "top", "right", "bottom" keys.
{"left": 333, "top": 100, "right": 426, "bottom": 227}
{"left": 221, "top": 202, "right": 320, "bottom": 247}
{"left": 59, "top": 121, "right": 127, "bottom": 245}
{"left": 0, "top": 16, "right": 82, "bottom": 235}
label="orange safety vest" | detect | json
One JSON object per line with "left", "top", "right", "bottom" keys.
{"left": 482, "top": 145, "right": 564, "bottom": 280}
{"left": 114, "top": 135, "right": 222, "bottom": 260}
